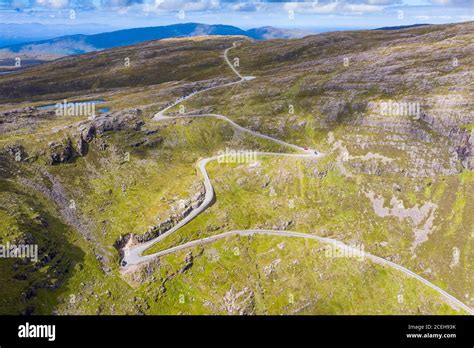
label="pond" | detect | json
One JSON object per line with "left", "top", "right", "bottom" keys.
{"left": 37, "top": 99, "right": 107, "bottom": 110}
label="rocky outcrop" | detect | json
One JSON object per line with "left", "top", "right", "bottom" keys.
{"left": 78, "top": 123, "right": 96, "bottom": 142}
{"left": 47, "top": 134, "right": 89, "bottom": 165}
{"left": 134, "top": 190, "right": 205, "bottom": 243}
{"left": 222, "top": 285, "right": 255, "bottom": 315}
{"left": 364, "top": 190, "right": 437, "bottom": 250}
{"left": 75, "top": 109, "right": 144, "bottom": 142}
{"left": 115, "top": 188, "right": 206, "bottom": 250}
{"left": 43, "top": 108, "right": 146, "bottom": 165}
{"left": 179, "top": 252, "right": 194, "bottom": 274}
{"left": 0, "top": 107, "right": 56, "bottom": 135}
{"left": 89, "top": 108, "right": 144, "bottom": 135}
{"left": 76, "top": 136, "right": 88, "bottom": 157}
{"left": 415, "top": 111, "right": 474, "bottom": 170}
{"left": 129, "top": 136, "right": 163, "bottom": 148}
{"left": 48, "top": 138, "right": 75, "bottom": 165}
{"left": 4, "top": 144, "right": 27, "bottom": 162}
{"left": 454, "top": 129, "right": 473, "bottom": 169}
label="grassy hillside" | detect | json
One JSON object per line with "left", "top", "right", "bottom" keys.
{"left": 0, "top": 36, "right": 238, "bottom": 103}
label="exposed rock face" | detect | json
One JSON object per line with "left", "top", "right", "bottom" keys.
{"left": 122, "top": 258, "right": 161, "bottom": 285}
{"left": 179, "top": 252, "right": 194, "bottom": 274}
{"left": 42, "top": 108, "right": 145, "bottom": 165}
{"left": 418, "top": 111, "right": 474, "bottom": 170}
{"left": 128, "top": 135, "right": 163, "bottom": 148}
{"left": 78, "top": 123, "right": 96, "bottom": 142}
{"left": 454, "top": 129, "right": 473, "bottom": 169}
{"left": 222, "top": 286, "right": 255, "bottom": 315}
{"left": 364, "top": 190, "right": 437, "bottom": 250}
{"left": 48, "top": 138, "right": 75, "bottom": 165}
{"left": 142, "top": 136, "right": 164, "bottom": 148}
{"left": 135, "top": 217, "right": 176, "bottom": 243}
{"left": 4, "top": 144, "right": 27, "bottom": 162}
{"left": 0, "top": 107, "right": 55, "bottom": 134}
{"left": 76, "top": 136, "right": 88, "bottom": 157}
{"left": 115, "top": 187, "right": 206, "bottom": 252}
{"left": 263, "top": 258, "right": 282, "bottom": 277}
{"left": 89, "top": 109, "right": 144, "bottom": 135}
{"left": 133, "top": 189, "right": 206, "bottom": 243}
{"left": 114, "top": 234, "right": 132, "bottom": 251}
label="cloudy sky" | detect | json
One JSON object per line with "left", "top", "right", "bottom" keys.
{"left": 0, "top": 0, "right": 472, "bottom": 31}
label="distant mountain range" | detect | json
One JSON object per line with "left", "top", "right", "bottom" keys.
{"left": 0, "top": 23, "right": 311, "bottom": 58}
{"left": 0, "top": 22, "right": 434, "bottom": 71}
{"left": 374, "top": 24, "right": 430, "bottom": 31}
{"left": 0, "top": 22, "right": 115, "bottom": 47}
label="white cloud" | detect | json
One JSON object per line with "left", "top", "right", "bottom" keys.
{"left": 35, "top": 0, "right": 69, "bottom": 8}
{"left": 345, "top": 3, "right": 384, "bottom": 12}
{"left": 284, "top": 2, "right": 339, "bottom": 14}
{"left": 232, "top": 2, "right": 263, "bottom": 12}
{"left": 366, "top": 0, "right": 401, "bottom": 4}
{"left": 143, "top": 0, "right": 220, "bottom": 13}
{"left": 284, "top": 1, "right": 386, "bottom": 14}
{"left": 430, "top": 0, "right": 474, "bottom": 6}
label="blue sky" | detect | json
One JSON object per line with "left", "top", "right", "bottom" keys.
{"left": 0, "top": 0, "right": 472, "bottom": 31}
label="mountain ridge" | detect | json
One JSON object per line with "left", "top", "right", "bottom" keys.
{"left": 0, "top": 23, "right": 311, "bottom": 56}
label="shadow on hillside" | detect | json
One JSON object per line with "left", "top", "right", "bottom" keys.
{"left": 0, "top": 177, "right": 86, "bottom": 315}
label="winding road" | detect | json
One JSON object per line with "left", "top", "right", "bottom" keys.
{"left": 121, "top": 40, "right": 474, "bottom": 314}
